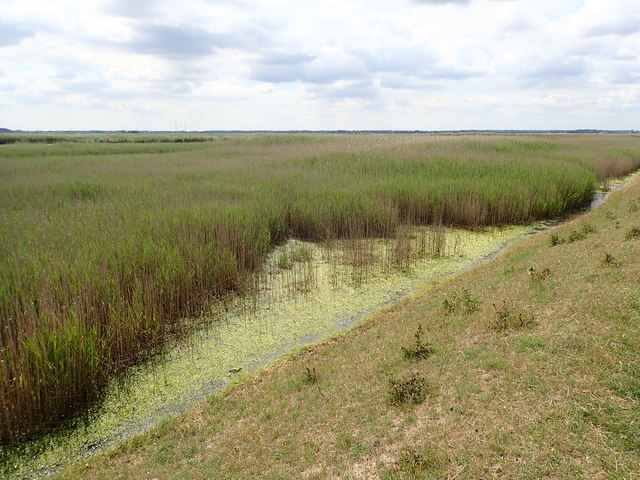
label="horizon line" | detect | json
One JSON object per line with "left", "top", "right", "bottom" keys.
{"left": 2, "top": 128, "right": 639, "bottom": 134}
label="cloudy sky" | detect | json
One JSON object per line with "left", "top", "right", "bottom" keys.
{"left": 1, "top": 0, "right": 638, "bottom": 131}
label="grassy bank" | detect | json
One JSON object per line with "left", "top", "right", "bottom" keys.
{"left": 1, "top": 133, "right": 639, "bottom": 443}
{"left": 57, "top": 171, "right": 640, "bottom": 479}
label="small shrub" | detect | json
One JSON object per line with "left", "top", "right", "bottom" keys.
{"left": 387, "top": 446, "right": 446, "bottom": 479}
{"left": 560, "top": 223, "right": 596, "bottom": 243}
{"left": 402, "top": 325, "right": 434, "bottom": 361}
{"left": 625, "top": 228, "right": 640, "bottom": 240}
{"left": 389, "top": 372, "right": 428, "bottom": 406}
{"left": 629, "top": 201, "right": 639, "bottom": 213}
{"left": 528, "top": 266, "right": 551, "bottom": 284}
{"left": 303, "top": 366, "right": 318, "bottom": 385}
{"left": 442, "top": 288, "right": 480, "bottom": 316}
{"left": 549, "top": 233, "right": 565, "bottom": 246}
{"left": 489, "top": 301, "right": 535, "bottom": 332}
{"left": 567, "top": 230, "right": 587, "bottom": 243}
{"left": 460, "top": 288, "right": 481, "bottom": 313}
{"left": 552, "top": 223, "right": 596, "bottom": 246}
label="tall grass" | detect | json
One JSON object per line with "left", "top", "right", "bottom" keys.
{"left": 1, "top": 133, "right": 639, "bottom": 443}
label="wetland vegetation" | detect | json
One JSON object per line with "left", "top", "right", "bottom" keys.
{"left": 55, "top": 162, "right": 640, "bottom": 480}
{"left": 1, "top": 132, "right": 639, "bottom": 448}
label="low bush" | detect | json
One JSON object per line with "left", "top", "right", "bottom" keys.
{"left": 401, "top": 325, "right": 434, "bottom": 361}
{"left": 442, "top": 288, "right": 481, "bottom": 316}
{"left": 489, "top": 301, "right": 536, "bottom": 332}
{"left": 389, "top": 372, "right": 429, "bottom": 405}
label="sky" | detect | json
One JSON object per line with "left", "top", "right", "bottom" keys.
{"left": 0, "top": 0, "right": 638, "bottom": 131}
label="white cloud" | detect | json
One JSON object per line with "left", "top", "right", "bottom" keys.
{"left": 0, "top": 0, "right": 638, "bottom": 130}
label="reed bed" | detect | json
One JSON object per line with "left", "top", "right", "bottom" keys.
{"left": 1, "top": 132, "right": 639, "bottom": 443}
